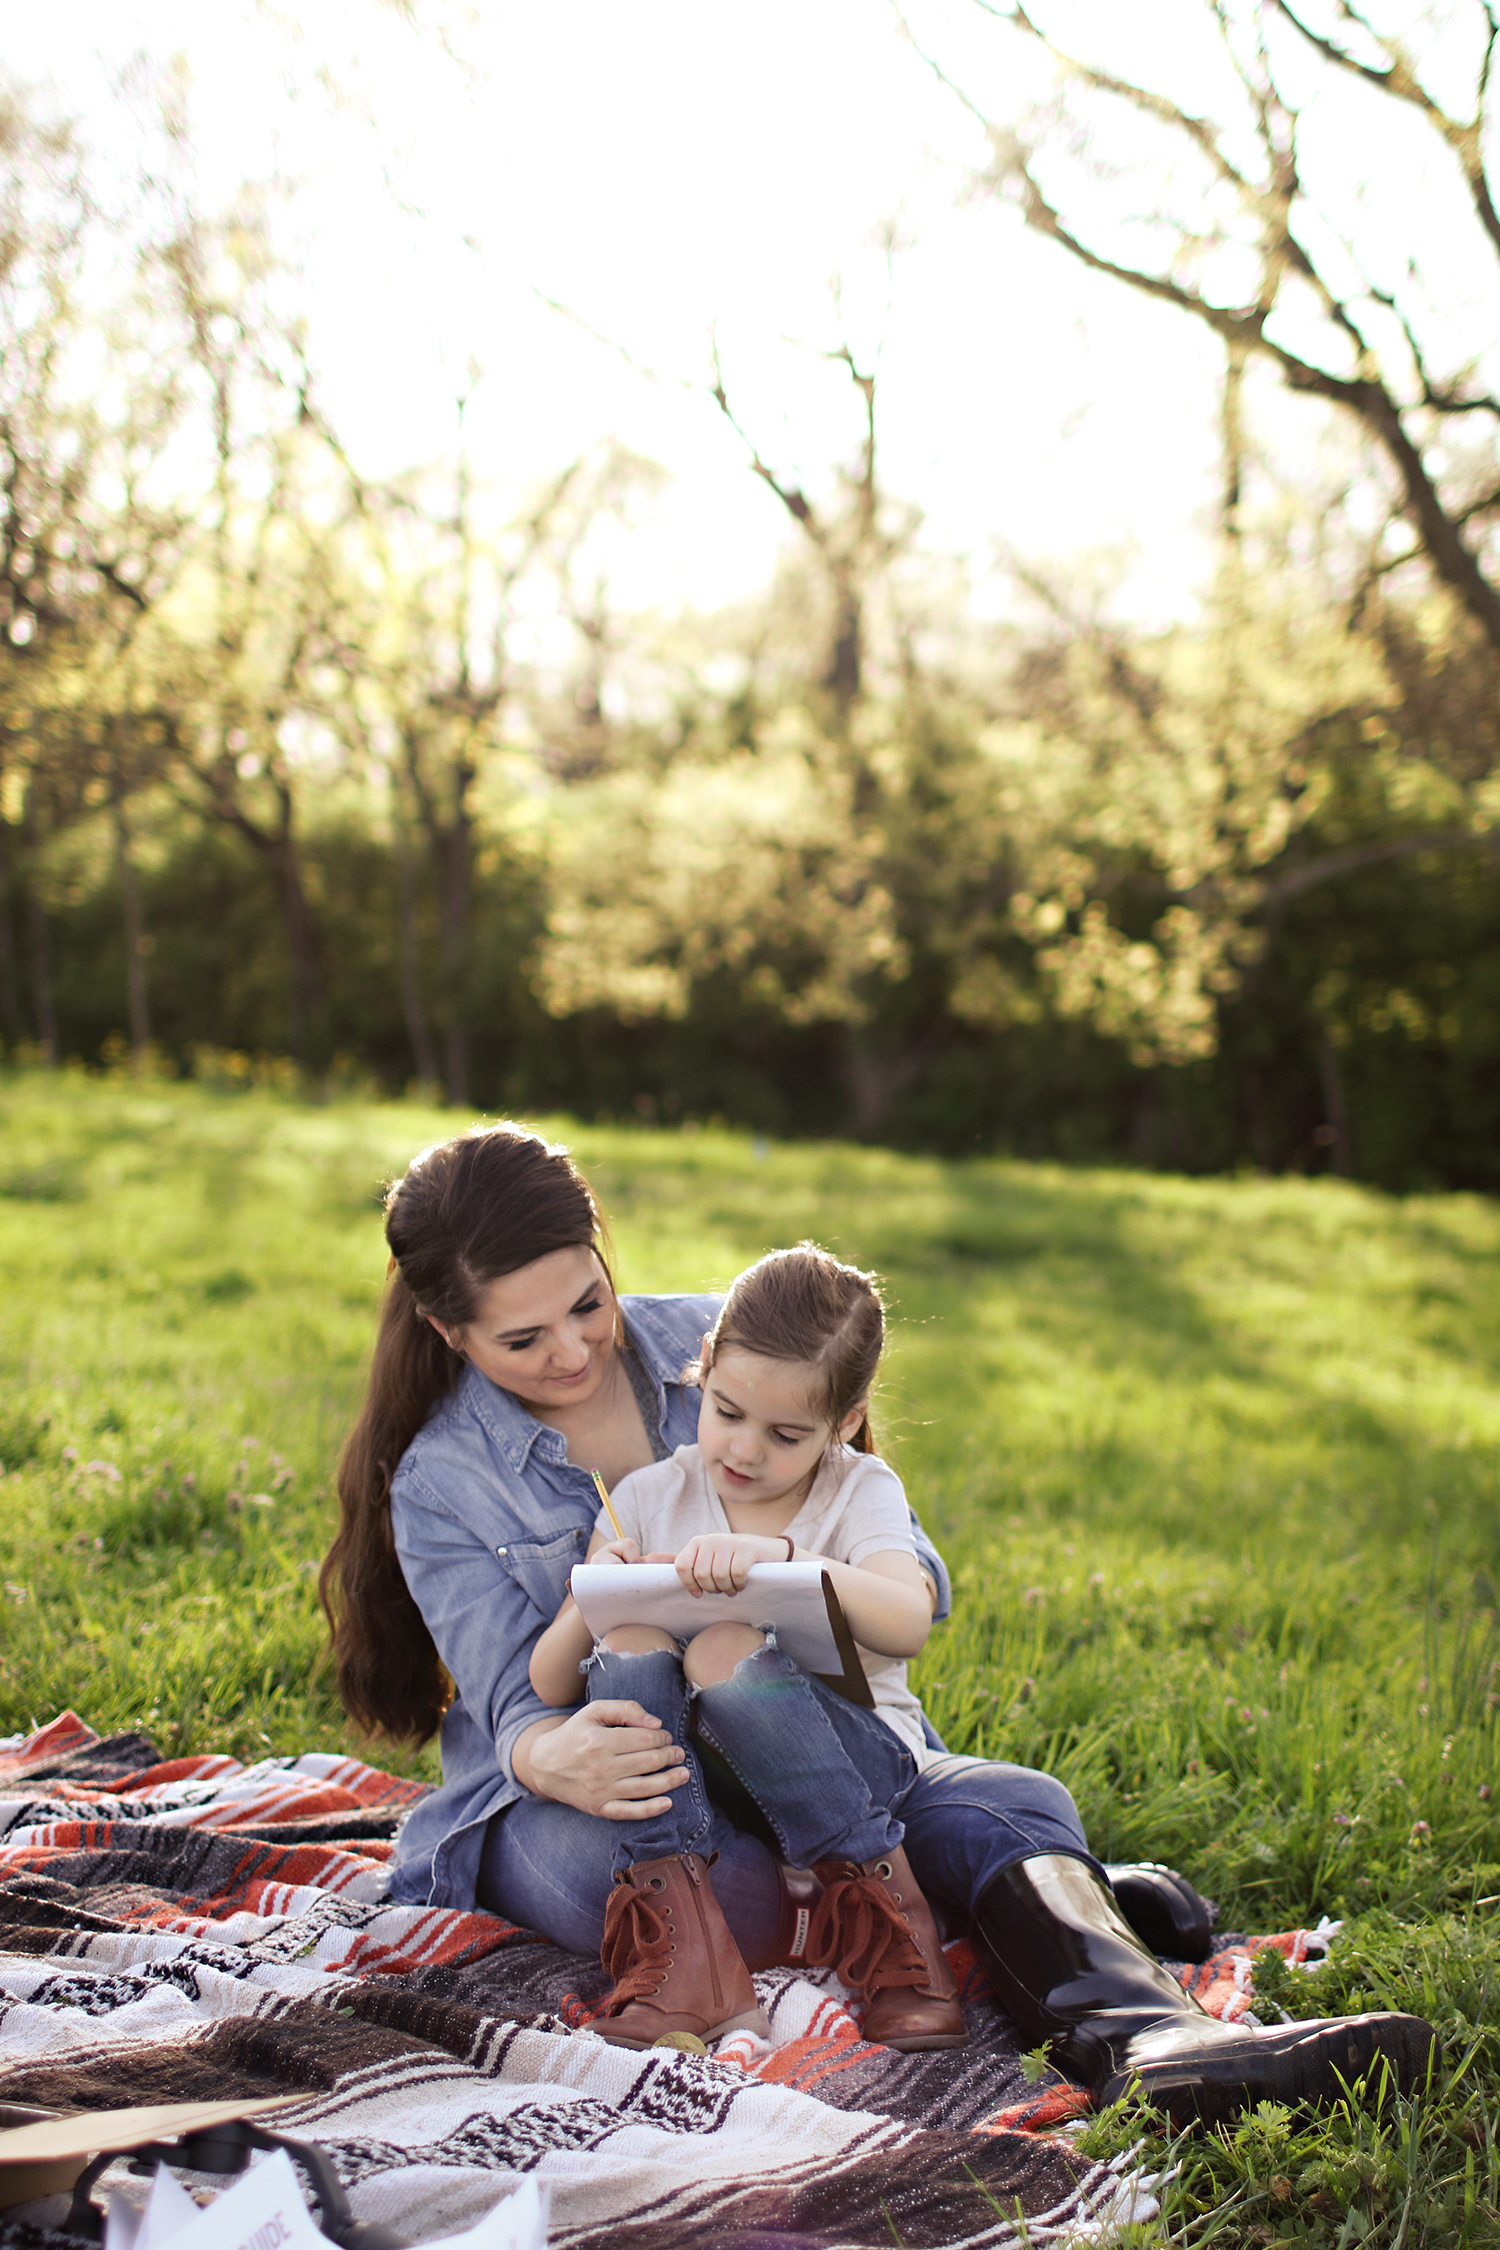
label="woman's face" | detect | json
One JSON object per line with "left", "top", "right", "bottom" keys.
{"left": 444, "top": 1245, "right": 616, "bottom": 1410}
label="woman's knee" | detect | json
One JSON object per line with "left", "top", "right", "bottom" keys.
{"left": 599, "top": 1624, "right": 678, "bottom": 1656}
{"left": 684, "top": 1622, "right": 766, "bottom": 1687}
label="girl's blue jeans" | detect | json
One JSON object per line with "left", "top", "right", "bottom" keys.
{"left": 479, "top": 1639, "right": 1097, "bottom": 1962}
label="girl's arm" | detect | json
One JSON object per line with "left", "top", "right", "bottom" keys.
{"left": 528, "top": 1530, "right": 640, "bottom": 1706}
{"left": 813, "top": 1549, "right": 932, "bottom": 1657}
{"left": 673, "top": 1534, "right": 932, "bottom": 1658}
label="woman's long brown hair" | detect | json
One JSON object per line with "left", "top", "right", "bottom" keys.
{"left": 320, "top": 1124, "right": 609, "bottom": 1742}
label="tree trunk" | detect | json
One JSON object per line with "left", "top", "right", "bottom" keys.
{"left": 825, "top": 582, "right": 863, "bottom": 711}
{"left": 110, "top": 768, "right": 150, "bottom": 1066}
{"left": 1221, "top": 340, "right": 1247, "bottom": 553}
{"left": 438, "top": 812, "right": 470, "bottom": 1108}
{"left": 1317, "top": 1027, "right": 1351, "bottom": 1178}
{"left": 0, "top": 818, "right": 22, "bottom": 1044}
{"left": 393, "top": 812, "right": 438, "bottom": 1089}
{"left": 26, "top": 891, "right": 56, "bottom": 1065}
{"left": 274, "top": 846, "right": 324, "bottom": 1070}
{"left": 844, "top": 1024, "right": 944, "bottom": 1137}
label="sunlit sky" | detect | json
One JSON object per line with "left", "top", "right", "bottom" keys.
{"left": 6, "top": 0, "right": 1465, "bottom": 625}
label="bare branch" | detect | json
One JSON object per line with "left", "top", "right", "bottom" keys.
{"left": 922, "top": 4, "right": 1500, "bottom": 654}
{"left": 708, "top": 333, "right": 822, "bottom": 542}
{"left": 533, "top": 289, "right": 698, "bottom": 395}
{"left": 1273, "top": 0, "right": 1500, "bottom": 262}
{"left": 1369, "top": 282, "right": 1500, "bottom": 419}
{"left": 1261, "top": 825, "right": 1500, "bottom": 907}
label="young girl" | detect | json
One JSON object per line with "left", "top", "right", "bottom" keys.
{"left": 529, "top": 1242, "right": 968, "bottom": 2056}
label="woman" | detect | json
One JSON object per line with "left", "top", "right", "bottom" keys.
{"left": 322, "top": 1123, "right": 1434, "bottom": 2124}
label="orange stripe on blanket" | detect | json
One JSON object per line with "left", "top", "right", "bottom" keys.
{"left": 188, "top": 1787, "right": 375, "bottom": 1827}
{"left": 747, "top": 2035, "right": 872, "bottom": 2093}
{"left": 980, "top": 2086, "right": 1094, "bottom": 2134}
{"left": 114, "top": 1758, "right": 243, "bottom": 1792}
{"left": 336, "top": 1922, "right": 520, "bottom": 1974}
{"left": 0, "top": 1712, "right": 99, "bottom": 1779}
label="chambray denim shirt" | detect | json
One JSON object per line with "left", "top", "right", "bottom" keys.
{"left": 387, "top": 1292, "right": 953, "bottom": 1910}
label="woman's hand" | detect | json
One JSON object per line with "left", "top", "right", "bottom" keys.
{"left": 511, "top": 1704, "right": 690, "bottom": 1820}
{"left": 674, "top": 1532, "right": 791, "bottom": 1595}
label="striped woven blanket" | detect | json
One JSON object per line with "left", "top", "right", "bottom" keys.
{"left": 0, "top": 1716, "right": 1327, "bottom": 2248}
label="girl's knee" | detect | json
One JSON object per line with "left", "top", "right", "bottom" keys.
{"left": 684, "top": 1622, "right": 766, "bottom": 1687}
{"left": 599, "top": 1624, "right": 678, "bottom": 1656}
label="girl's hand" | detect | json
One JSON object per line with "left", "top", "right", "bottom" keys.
{"left": 674, "top": 1533, "right": 791, "bottom": 1595}
{"left": 513, "top": 1704, "right": 689, "bottom": 1819}
{"left": 592, "top": 1538, "right": 641, "bottom": 1568}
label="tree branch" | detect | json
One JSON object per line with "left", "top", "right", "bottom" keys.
{"left": 1273, "top": 0, "right": 1500, "bottom": 262}
{"left": 708, "top": 334, "right": 821, "bottom": 542}
{"left": 930, "top": 10, "right": 1500, "bottom": 654}
{"left": 1369, "top": 283, "right": 1500, "bottom": 419}
{"left": 1261, "top": 825, "right": 1500, "bottom": 908}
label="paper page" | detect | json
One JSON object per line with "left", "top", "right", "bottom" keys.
{"left": 429, "top": 2174, "right": 550, "bottom": 2249}
{"left": 570, "top": 1560, "right": 842, "bottom": 1674}
{"left": 103, "top": 2191, "right": 144, "bottom": 2250}
{"left": 160, "top": 2151, "right": 325, "bottom": 2250}
{"left": 154, "top": 2151, "right": 548, "bottom": 2250}
{"left": 129, "top": 2164, "right": 202, "bottom": 2250}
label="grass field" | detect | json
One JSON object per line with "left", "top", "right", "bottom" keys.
{"left": 0, "top": 1070, "right": 1496, "bottom": 2244}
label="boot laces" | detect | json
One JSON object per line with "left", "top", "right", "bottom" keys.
{"left": 810, "top": 1870, "right": 929, "bottom": 1992}
{"left": 601, "top": 1879, "right": 676, "bottom": 2009}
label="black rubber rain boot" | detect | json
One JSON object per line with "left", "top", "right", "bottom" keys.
{"left": 1103, "top": 1860, "right": 1216, "bottom": 1963}
{"left": 971, "top": 1853, "right": 1438, "bottom": 2127}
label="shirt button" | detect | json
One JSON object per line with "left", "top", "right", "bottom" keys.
{"left": 495, "top": 1546, "right": 507, "bottom": 1557}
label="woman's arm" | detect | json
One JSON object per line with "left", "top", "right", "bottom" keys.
{"left": 394, "top": 1475, "right": 690, "bottom": 1820}
{"left": 672, "top": 1533, "right": 932, "bottom": 1657}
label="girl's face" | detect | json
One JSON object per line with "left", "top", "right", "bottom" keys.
{"left": 440, "top": 1245, "right": 616, "bottom": 1411}
{"left": 697, "top": 1345, "right": 865, "bottom": 1516}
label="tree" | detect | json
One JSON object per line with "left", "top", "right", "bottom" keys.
{"left": 325, "top": 430, "right": 610, "bottom": 1102}
{"left": 907, "top": 0, "right": 1500, "bottom": 648}
{"left": 151, "top": 213, "right": 360, "bottom": 1069}
{"left": 0, "top": 82, "right": 191, "bottom": 1062}
{"left": 709, "top": 330, "right": 917, "bottom": 722}
{"left": 537, "top": 608, "right": 1048, "bottom": 1135}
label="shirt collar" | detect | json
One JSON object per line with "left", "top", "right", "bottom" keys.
{"left": 455, "top": 1305, "right": 672, "bottom": 1473}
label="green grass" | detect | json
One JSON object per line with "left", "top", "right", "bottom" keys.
{"left": 1, "top": 1068, "right": 1497, "bottom": 2243}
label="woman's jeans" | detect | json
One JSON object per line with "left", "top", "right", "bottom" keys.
{"left": 480, "top": 1640, "right": 1097, "bottom": 1963}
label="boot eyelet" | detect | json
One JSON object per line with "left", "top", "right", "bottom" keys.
{"left": 648, "top": 1877, "right": 666, "bottom": 1891}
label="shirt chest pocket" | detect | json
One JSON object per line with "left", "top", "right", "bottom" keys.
{"left": 496, "top": 1526, "right": 589, "bottom": 1620}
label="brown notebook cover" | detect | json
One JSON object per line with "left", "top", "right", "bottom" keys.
{"left": 813, "top": 1568, "right": 876, "bottom": 1707}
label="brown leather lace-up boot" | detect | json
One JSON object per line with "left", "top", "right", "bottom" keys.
{"left": 596, "top": 1851, "right": 771, "bottom": 2050}
{"left": 810, "top": 1843, "right": 968, "bottom": 2052}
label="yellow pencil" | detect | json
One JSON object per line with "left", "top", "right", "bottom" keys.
{"left": 591, "top": 1467, "right": 627, "bottom": 1544}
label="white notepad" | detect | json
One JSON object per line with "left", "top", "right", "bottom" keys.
{"left": 569, "top": 1560, "right": 873, "bottom": 1704}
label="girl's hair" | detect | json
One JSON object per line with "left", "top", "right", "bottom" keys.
{"left": 701, "top": 1242, "right": 885, "bottom": 1454}
{"left": 320, "top": 1124, "right": 611, "bottom": 1742}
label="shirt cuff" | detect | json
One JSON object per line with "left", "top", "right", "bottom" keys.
{"left": 494, "top": 1690, "right": 560, "bottom": 1791}
{"left": 913, "top": 1540, "right": 952, "bottom": 1622}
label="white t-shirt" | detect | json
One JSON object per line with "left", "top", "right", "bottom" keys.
{"left": 605, "top": 1443, "right": 937, "bottom": 1767}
